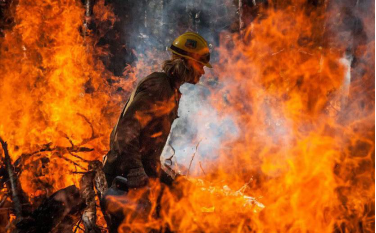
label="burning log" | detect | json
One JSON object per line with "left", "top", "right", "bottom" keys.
{"left": 14, "top": 185, "right": 84, "bottom": 233}
{"left": 13, "top": 160, "right": 108, "bottom": 233}
{"left": 0, "top": 134, "right": 109, "bottom": 232}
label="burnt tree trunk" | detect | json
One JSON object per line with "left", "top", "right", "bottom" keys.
{"left": 0, "top": 0, "right": 16, "bottom": 37}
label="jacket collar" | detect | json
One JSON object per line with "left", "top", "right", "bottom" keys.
{"left": 164, "top": 71, "right": 183, "bottom": 92}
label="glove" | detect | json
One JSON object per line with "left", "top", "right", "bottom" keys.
{"left": 111, "top": 176, "right": 129, "bottom": 191}
{"left": 127, "top": 168, "right": 149, "bottom": 188}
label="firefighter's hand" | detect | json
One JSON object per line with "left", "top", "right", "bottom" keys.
{"left": 127, "top": 168, "right": 149, "bottom": 188}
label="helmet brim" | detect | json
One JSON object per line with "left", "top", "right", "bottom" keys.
{"left": 168, "top": 48, "right": 213, "bottom": 69}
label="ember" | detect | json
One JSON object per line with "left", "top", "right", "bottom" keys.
{"left": 0, "top": 0, "right": 374, "bottom": 233}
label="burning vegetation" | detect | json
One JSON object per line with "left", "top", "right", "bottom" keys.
{"left": 0, "top": 0, "right": 374, "bottom": 232}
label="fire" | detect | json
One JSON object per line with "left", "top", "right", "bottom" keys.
{"left": 0, "top": 0, "right": 131, "bottom": 197}
{"left": 206, "top": 2, "right": 374, "bottom": 232}
{"left": 0, "top": 0, "right": 374, "bottom": 232}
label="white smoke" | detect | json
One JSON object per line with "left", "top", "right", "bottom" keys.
{"left": 161, "top": 81, "right": 239, "bottom": 176}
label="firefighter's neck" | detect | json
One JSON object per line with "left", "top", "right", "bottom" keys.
{"left": 170, "top": 74, "right": 185, "bottom": 89}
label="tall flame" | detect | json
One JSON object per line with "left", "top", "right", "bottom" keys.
{"left": 0, "top": 0, "right": 132, "bottom": 196}
{"left": 208, "top": 2, "right": 375, "bottom": 232}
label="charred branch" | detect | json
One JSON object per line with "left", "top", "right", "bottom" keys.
{"left": 80, "top": 171, "right": 99, "bottom": 233}
{"left": 90, "top": 161, "right": 108, "bottom": 200}
{"left": 16, "top": 142, "right": 93, "bottom": 161}
{"left": 187, "top": 139, "right": 202, "bottom": 177}
{"left": 79, "top": 160, "right": 107, "bottom": 233}
{"left": 199, "top": 161, "right": 206, "bottom": 176}
{"left": 0, "top": 193, "right": 9, "bottom": 208}
{"left": 14, "top": 142, "right": 94, "bottom": 175}
{"left": 14, "top": 113, "right": 98, "bottom": 173}
{"left": 76, "top": 113, "right": 100, "bottom": 147}
{"left": 0, "top": 137, "right": 22, "bottom": 219}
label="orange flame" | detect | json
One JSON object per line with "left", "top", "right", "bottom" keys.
{"left": 0, "top": 0, "right": 133, "bottom": 196}
{"left": 126, "top": 1, "right": 373, "bottom": 232}
{"left": 0, "top": 0, "right": 374, "bottom": 232}
{"left": 205, "top": 2, "right": 375, "bottom": 232}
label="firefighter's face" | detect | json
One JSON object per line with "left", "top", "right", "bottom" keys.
{"left": 186, "top": 60, "right": 205, "bottom": 84}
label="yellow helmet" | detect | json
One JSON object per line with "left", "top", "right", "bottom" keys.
{"left": 168, "top": 32, "right": 212, "bottom": 68}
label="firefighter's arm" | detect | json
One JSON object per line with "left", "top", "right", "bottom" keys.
{"left": 116, "top": 77, "right": 168, "bottom": 188}
{"left": 114, "top": 114, "right": 148, "bottom": 188}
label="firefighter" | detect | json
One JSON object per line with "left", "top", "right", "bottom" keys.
{"left": 101, "top": 32, "right": 212, "bottom": 232}
{"left": 103, "top": 32, "right": 212, "bottom": 188}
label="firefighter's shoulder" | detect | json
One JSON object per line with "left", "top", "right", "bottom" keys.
{"left": 137, "top": 72, "right": 174, "bottom": 95}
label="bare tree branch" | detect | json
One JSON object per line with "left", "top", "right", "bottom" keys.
{"left": 0, "top": 136, "right": 22, "bottom": 219}
{"left": 187, "top": 139, "right": 202, "bottom": 177}
{"left": 0, "top": 192, "right": 9, "bottom": 208}
{"left": 14, "top": 143, "right": 94, "bottom": 175}
{"left": 199, "top": 161, "right": 206, "bottom": 176}
{"left": 76, "top": 113, "right": 100, "bottom": 147}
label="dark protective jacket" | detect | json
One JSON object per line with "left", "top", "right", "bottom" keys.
{"left": 103, "top": 72, "right": 181, "bottom": 186}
